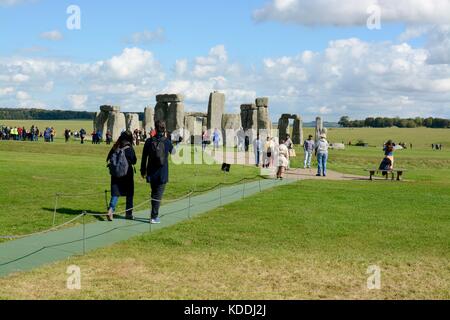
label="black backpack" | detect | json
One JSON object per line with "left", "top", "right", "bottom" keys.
{"left": 108, "top": 146, "right": 130, "bottom": 178}
{"left": 150, "top": 137, "right": 167, "bottom": 167}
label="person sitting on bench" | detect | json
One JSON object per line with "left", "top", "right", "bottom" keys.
{"left": 379, "top": 140, "right": 395, "bottom": 176}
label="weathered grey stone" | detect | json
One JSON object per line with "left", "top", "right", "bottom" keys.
{"left": 126, "top": 114, "right": 140, "bottom": 133}
{"left": 256, "top": 98, "right": 271, "bottom": 131}
{"left": 143, "top": 107, "right": 155, "bottom": 133}
{"left": 100, "top": 105, "right": 120, "bottom": 112}
{"left": 107, "top": 112, "right": 126, "bottom": 142}
{"left": 93, "top": 111, "right": 109, "bottom": 140}
{"left": 184, "top": 115, "right": 205, "bottom": 144}
{"left": 292, "top": 116, "right": 303, "bottom": 145}
{"left": 207, "top": 92, "right": 225, "bottom": 131}
{"left": 154, "top": 102, "right": 168, "bottom": 123}
{"left": 255, "top": 97, "right": 269, "bottom": 108}
{"left": 166, "top": 102, "right": 185, "bottom": 133}
{"left": 278, "top": 114, "right": 303, "bottom": 145}
{"left": 156, "top": 94, "right": 184, "bottom": 103}
{"left": 330, "top": 143, "right": 345, "bottom": 150}
{"left": 222, "top": 114, "right": 242, "bottom": 147}
{"left": 315, "top": 117, "right": 325, "bottom": 142}
{"left": 278, "top": 116, "right": 290, "bottom": 141}
{"left": 240, "top": 104, "right": 258, "bottom": 131}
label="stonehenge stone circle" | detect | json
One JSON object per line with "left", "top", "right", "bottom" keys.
{"left": 93, "top": 91, "right": 325, "bottom": 148}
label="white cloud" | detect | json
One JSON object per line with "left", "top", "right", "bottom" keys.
{"left": 0, "top": 87, "right": 14, "bottom": 96}
{"left": 125, "top": 27, "right": 165, "bottom": 44}
{"left": 40, "top": 30, "right": 64, "bottom": 41}
{"left": 254, "top": 0, "right": 450, "bottom": 26}
{"left": 104, "top": 47, "right": 162, "bottom": 80}
{"left": 12, "top": 73, "right": 30, "bottom": 82}
{"left": 1, "top": 43, "right": 450, "bottom": 120}
{"left": 68, "top": 94, "right": 88, "bottom": 110}
{"left": 16, "top": 91, "right": 30, "bottom": 100}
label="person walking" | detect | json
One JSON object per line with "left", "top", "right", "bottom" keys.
{"left": 303, "top": 135, "right": 315, "bottom": 169}
{"left": 253, "top": 134, "right": 262, "bottom": 167}
{"left": 141, "top": 120, "right": 174, "bottom": 224}
{"left": 315, "top": 134, "right": 329, "bottom": 177}
{"left": 213, "top": 128, "right": 221, "bottom": 151}
{"left": 277, "top": 139, "right": 290, "bottom": 180}
{"left": 106, "top": 131, "right": 137, "bottom": 221}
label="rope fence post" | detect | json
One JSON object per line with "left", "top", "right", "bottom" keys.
{"left": 52, "top": 193, "right": 60, "bottom": 227}
{"left": 188, "top": 192, "right": 192, "bottom": 220}
{"left": 104, "top": 190, "right": 109, "bottom": 211}
{"left": 243, "top": 182, "right": 246, "bottom": 200}
{"left": 82, "top": 211, "right": 86, "bottom": 256}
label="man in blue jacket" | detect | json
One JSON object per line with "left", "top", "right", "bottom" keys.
{"left": 141, "top": 120, "right": 174, "bottom": 224}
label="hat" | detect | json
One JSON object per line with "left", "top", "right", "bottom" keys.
{"left": 320, "top": 134, "right": 327, "bottom": 139}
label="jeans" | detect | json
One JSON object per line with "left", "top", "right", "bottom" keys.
{"left": 317, "top": 152, "right": 328, "bottom": 176}
{"left": 304, "top": 151, "right": 313, "bottom": 168}
{"left": 255, "top": 151, "right": 261, "bottom": 166}
{"left": 109, "top": 195, "right": 134, "bottom": 216}
{"left": 150, "top": 183, "right": 166, "bottom": 219}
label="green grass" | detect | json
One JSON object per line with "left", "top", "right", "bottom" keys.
{"left": 0, "top": 127, "right": 449, "bottom": 299}
{"left": 0, "top": 139, "right": 259, "bottom": 239}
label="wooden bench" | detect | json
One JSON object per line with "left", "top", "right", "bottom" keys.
{"left": 366, "top": 169, "right": 406, "bottom": 181}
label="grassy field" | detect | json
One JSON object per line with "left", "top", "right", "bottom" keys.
{"left": 0, "top": 126, "right": 449, "bottom": 299}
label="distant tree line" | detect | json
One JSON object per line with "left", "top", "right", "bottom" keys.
{"left": 0, "top": 108, "right": 95, "bottom": 120}
{"left": 338, "top": 116, "right": 450, "bottom": 129}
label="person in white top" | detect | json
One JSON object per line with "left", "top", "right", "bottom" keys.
{"left": 315, "top": 134, "right": 329, "bottom": 177}
{"left": 277, "top": 139, "right": 290, "bottom": 179}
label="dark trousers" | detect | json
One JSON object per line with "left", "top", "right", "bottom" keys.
{"left": 151, "top": 183, "right": 166, "bottom": 219}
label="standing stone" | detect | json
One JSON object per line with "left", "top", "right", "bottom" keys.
{"left": 154, "top": 102, "right": 168, "bottom": 124}
{"left": 240, "top": 104, "right": 258, "bottom": 132}
{"left": 292, "top": 115, "right": 303, "bottom": 145}
{"left": 93, "top": 111, "right": 109, "bottom": 140}
{"left": 100, "top": 105, "right": 120, "bottom": 113}
{"left": 278, "top": 115, "right": 290, "bottom": 141}
{"left": 222, "top": 114, "right": 242, "bottom": 147}
{"left": 207, "top": 92, "right": 225, "bottom": 131}
{"left": 107, "top": 112, "right": 126, "bottom": 142}
{"left": 143, "top": 107, "right": 155, "bottom": 133}
{"left": 315, "top": 117, "right": 324, "bottom": 142}
{"left": 256, "top": 97, "right": 272, "bottom": 132}
{"left": 126, "top": 114, "right": 140, "bottom": 133}
{"left": 167, "top": 102, "right": 185, "bottom": 133}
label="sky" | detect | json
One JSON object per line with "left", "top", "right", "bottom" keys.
{"left": 1, "top": 0, "right": 450, "bottom": 121}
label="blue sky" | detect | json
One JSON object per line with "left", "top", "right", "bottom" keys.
{"left": 1, "top": 0, "right": 449, "bottom": 121}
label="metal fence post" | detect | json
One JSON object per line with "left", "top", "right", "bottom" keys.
{"left": 82, "top": 212, "right": 86, "bottom": 256}
{"left": 52, "top": 194, "right": 59, "bottom": 227}
{"left": 188, "top": 193, "right": 192, "bottom": 219}
{"left": 104, "top": 190, "right": 109, "bottom": 211}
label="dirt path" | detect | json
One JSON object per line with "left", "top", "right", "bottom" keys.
{"left": 285, "top": 168, "right": 368, "bottom": 181}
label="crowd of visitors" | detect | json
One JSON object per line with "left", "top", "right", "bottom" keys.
{"left": 0, "top": 125, "right": 41, "bottom": 141}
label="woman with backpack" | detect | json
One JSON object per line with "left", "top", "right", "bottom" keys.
{"left": 106, "top": 131, "right": 137, "bottom": 221}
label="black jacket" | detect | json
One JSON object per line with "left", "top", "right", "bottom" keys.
{"left": 107, "top": 142, "right": 137, "bottom": 197}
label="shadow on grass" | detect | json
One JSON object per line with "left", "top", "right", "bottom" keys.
{"left": 42, "top": 207, "right": 106, "bottom": 222}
